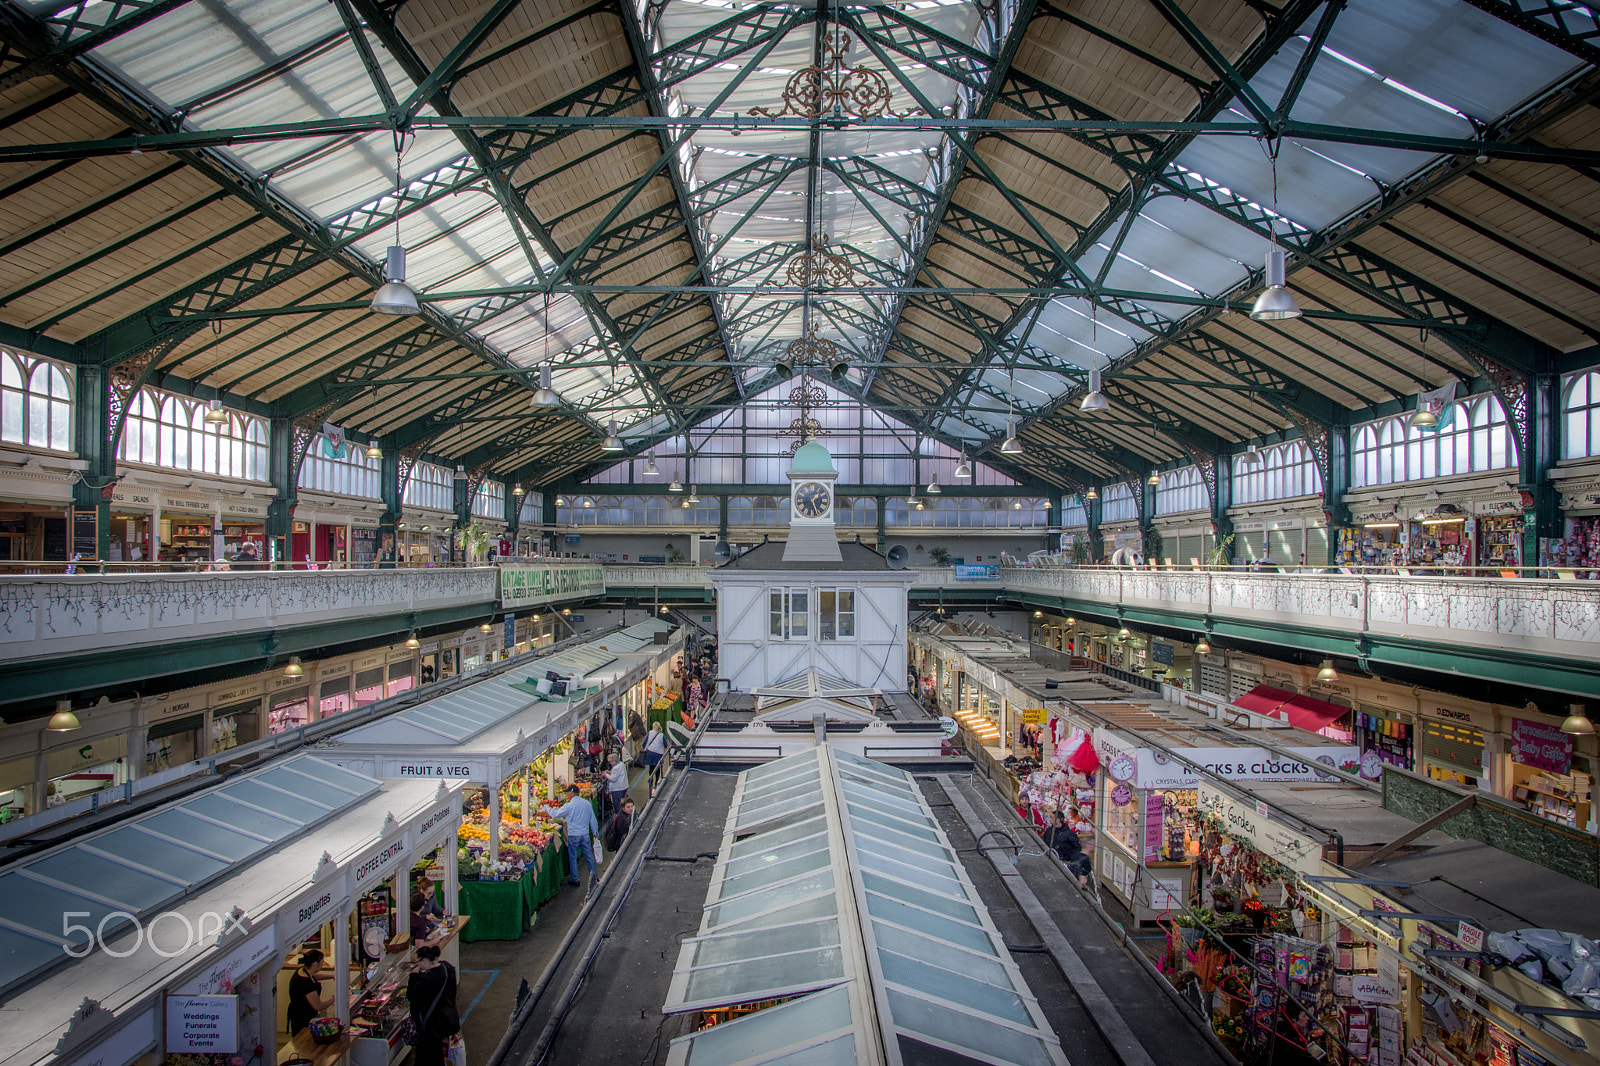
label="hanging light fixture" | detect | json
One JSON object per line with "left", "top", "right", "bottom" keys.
{"left": 1317, "top": 659, "right": 1339, "bottom": 681}
{"left": 532, "top": 289, "right": 564, "bottom": 405}
{"left": 926, "top": 474, "right": 941, "bottom": 494}
{"left": 366, "top": 441, "right": 382, "bottom": 459}
{"left": 555, "top": 495, "right": 567, "bottom": 506}
{"left": 371, "top": 245, "right": 421, "bottom": 316}
{"left": 687, "top": 485, "right": 700, "bottom": 504}
{"left": 1411, "top": 404, "right": 1438, "bottom": 429}
{"left": 643, "top": 451, "right": 661, "bottom": 477}
{"left": 1148, "top": 470, "right": 1161, "bottom": 486}
{"left": 372, "top": 137, "right": 422, "bottom": 315}
{"left": 830, "top": 358, "right": 850, "bottom": 383}
{"left": 204, "top": 398, "right": 228, "bottom": 425}
{"left": 1250, "top": 248, "right": 1301, "bottom": 322}
{"left": 283, "top": 655, "right": 304, "bottom": 678}
{"left": 1013, "top": 500, "right": 1022, "bottom": 509}
{"left": 1194, "top": 637, "right": 1211, "bottom": 655}
{"left": 1117, "top": 626, "right": 1131, "bottom": 640}
{"left": 1000, "top": 366, "right": 1024, "bottom": 455}
{"left": 954, "top": 448, "right": 972, "bottom": 479}
{"left": 1239, "top": 444, "right": 1263, "bottom": 466}
{"left": 513, "top": 483, "right": 526, "bottom": 496}
{"left": 1085, "top": 487, "right": 1098, "bottom": 500}
{"left": 1080, "top": 366, "right": 1109, "bottom": 413}
{"left": 405, "top": 631, "right": 421, "bottom": 649}
{"left": 46, "top": 699, "right": 80, "bottom": 732}
{"left": 1065, "top": 616, "right": 1076, "bottom": 625}
{"left": 1561, "top": 703, "right": 1596, "bottom": 736}
{"left": 531, "top": 365, "right": 563, "bottom": 407}
{"left": 668, "top": 476, "right": 683, "bottom": 493}
{"left": 480, "top": 622, "right": 493, "bottom": 634}
{"left": 600, "top": 420, "right": 625, "bottom": 451}
{"left": 1033, "top": 610, "right": 1044, "bottom": 619}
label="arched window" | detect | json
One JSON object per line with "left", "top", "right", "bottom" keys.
{"left": 1351, "top": 394, "right": 1516, "bottom": 487}
{"left": 0, "top": 349, "right": 73, "bottom": 451}
{"left": 1060, "top": 498, "right": 1088, "bottom": 528}
{"left": 472, "top": 480, "right": 504, "bottom": 519}
{"left": 117, "top": 386, "right": 267, "bottom": 480}
{"left": 299, "top": 434, "right": 381, "bottom": 499}
{"left": 404, "top": 460, "right": 453, "bottom": 512}
{"left": 1565, "top": 369, "right": 1600, "bottom": 459}
{"left": 1231, "top": 441, "right": 1322, "bottom": 503}
{"left": 1101, "top": 482, "right": 1138, "bottom": 523}
{"left": 1156, "top": 466, "right": 1206, "bottom": 515}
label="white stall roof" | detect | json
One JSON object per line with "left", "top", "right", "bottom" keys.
{"left": 334, "top": 669, "right": 547, "bottom": 747}
{"left": 588, "top": 618, "right": 676, "bottom": 655}
{"left": 664, "top": 748, "right": 1067, "bottom": 1066}
{"left": 751, "top": 697, "right": 880, "bottom": 726}
{"left": 540, "top": 644, "right": 620, "bottom": 678}
{"left": 0, "top": 754, "right": 378, "bottom": 999}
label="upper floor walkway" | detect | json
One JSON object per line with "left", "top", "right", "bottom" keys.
{"left": 4, "top": 561, "right": 1596, "bottom": 701}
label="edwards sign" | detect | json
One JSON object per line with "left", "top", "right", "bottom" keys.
{"left": 500, "top": 564, "right": 605, "bottom": 609}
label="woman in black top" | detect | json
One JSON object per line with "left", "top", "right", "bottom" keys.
{"left": 285, "top": 949, "right": 330, "bottom": 1036}
{"left": 406, "top": 945, "right": 459, "bottom": 1066}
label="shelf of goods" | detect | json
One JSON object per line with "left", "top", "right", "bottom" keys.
{"left": 344, "top": 918, "right": 468, "bottom": 1066}
{"left": 455, "top": 813, "right": 575, "bottom": 941}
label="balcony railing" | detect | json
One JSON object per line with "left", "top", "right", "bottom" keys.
{"left": 0, "top": 567, "right": 500, "bottom": 660}
{"left": 1004, "top": 566, "right": 1600, "bottom": 658}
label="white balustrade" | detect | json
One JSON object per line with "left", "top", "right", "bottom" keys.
{"left": 0, "top": 567, "right": 501, "bottom": 660}
{"left": 999, "top": 567, "right": 1600, "bottom": 658}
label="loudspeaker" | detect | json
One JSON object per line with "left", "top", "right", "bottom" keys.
{"left": 886, "top": 544, "right": 910, "bottom": 569}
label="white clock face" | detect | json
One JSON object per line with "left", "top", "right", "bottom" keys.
{"left": 794, "top": 481, "right": 831, "bottom": 519}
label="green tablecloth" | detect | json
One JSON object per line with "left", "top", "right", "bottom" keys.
{"left": 457, "top": 877, "right": 530, "bottom": 941}
{"left": 533, "top": 839, "right": 565, "bottom": 907}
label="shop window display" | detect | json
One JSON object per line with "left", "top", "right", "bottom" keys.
{"left": 269, "top": 688, "right": 310, "bottom": 734}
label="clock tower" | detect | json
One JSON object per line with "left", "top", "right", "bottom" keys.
{"left": 784, "top": 440, "right": 842, "bottom": 563}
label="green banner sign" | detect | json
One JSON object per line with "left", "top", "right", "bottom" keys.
{"left": 499, "top": 564, "right": 605, "bottom": 609}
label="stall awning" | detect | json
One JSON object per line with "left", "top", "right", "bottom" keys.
{"left": 1230, "top": 685, "right": 1297, "bottom": 716}
{"left": 1282, "top": 694, "right": 1351, "bottom": 732}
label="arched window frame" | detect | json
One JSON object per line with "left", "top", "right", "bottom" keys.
{"left": 1155, "top": 466, "right": 1207, "bottom": 516}
{"left": 0, "top": 349, "right": 74, "bottom": 452}
{"left": 1351, "top": 393, "right": 1517, "bottom": 487}
{"left": 1564, "top": 369, "right": 1600, "bottom": 460}
{"left": 117, "top": 386, "right": 267, "bottom": 481}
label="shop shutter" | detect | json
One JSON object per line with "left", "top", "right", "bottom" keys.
{"left": 354, "top": 668, "right": 385, "bottom": 691}
{"left": 1178, "top": 534, "right": 1202, "bottom": 565}
{"left": 1271, "top": 528, "right": 1304, "bottom": 563}
{"left": 1201, "top": 532, "right": 1215, "bottom": 563}
{"left": 1305, "top": 527, "right": 1330, "bottom": 568}
{"left": 146, "top": 713, "right": 204, "bottom": 741}
{"left": 387, "top": 661, "right": 412, "bottom": 681}
{"left": 1238, "top": 530, "right": 1265, "bottom": 562}
{"left": 1421, "top": 721, "right": 1484, "bottom": 775}
{"left": 1198, "top": 657, "right": 1229, "bottom": 699}
{"left": 1229, "top": 671, "right": 1259, "bottom": 700}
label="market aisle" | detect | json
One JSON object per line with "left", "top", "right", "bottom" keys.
{"left": 456, "top": 765, "right": 650, "bottom": 1064}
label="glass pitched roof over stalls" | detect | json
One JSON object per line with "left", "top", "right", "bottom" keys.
{"left": 0, "top": 754, "right": 379, "bottom": 997}
{"left": 663, "top": 747, "right": 1068, "bottom": 1066}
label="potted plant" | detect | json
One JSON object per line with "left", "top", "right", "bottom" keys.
{"left": 665, "top": 544, "right": 685, "bottom": 564}
{"left": 929, "top": 546, "right": 951, "bottom": 565}
{"left": 454, "top": 522, "right": 490, "bottom": 562}
{"left": 1069, "top": 535, "right": 1089, "bottom": 566}
{"left": 1143, "top": 527, "right": 1164, "bottom": 561}
{"left": 1207, "top": 533, "right": 1235, "bottom": 568}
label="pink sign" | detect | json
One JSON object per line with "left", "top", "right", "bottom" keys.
{"left": 1512, "top": 717, "right": 1572, "bottom": 774}
{"left": 1143, "top": 793, "right": 1164, "bottom": 864}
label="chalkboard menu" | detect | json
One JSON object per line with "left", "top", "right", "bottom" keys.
{"left": 72, "top": 510, "right": 98, "bottom": 559}
{"left": 42, "top": 517, "right": 67, "bottom": 560}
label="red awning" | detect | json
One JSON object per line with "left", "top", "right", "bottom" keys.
{"left": 1230, "top": 684, "right": 1297, "bottom": 716}
{"left": 1282, "top": 693, "right": 1351, "bottom": 732}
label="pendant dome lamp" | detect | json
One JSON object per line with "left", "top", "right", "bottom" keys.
{"left": 531, "top": 292, "right": 563, "bottom": 406}
{"left": 1249, "top": 247, "right": 1302, "bottom": 322}
{"left": 1080, "top": 366, "right": 1109, "bottom": 413}
{"left": 1561, "top": 703, "right": 1596, "bottom": 736}
{"left": 204, "top": 397, "right": 228, "bottom": 425}
{"left": 926, "top": 475, "right": 941, "bottom": 494}
{"left": 954, "top": 448, "right": 972, "bottom": 479}
{"left": 1317, "top": 659, "right": 1339, "bottom": 681}
{"left": 600, "top": 420, "right": 625, "bottom": 451}
{"left": 372, "top": 140, "right": 422, "bottom": 315}
{"left": 47, "top": 699, "right": 80, "bottom": 732}
{"left": 1000, "top": 367, "right": 1024, "bottom": 455}
{"left": 366, "top": 441, "right": 382, "bottom": 459}
{"left": 643, "top": 451, "right": 661, "bottom": 477}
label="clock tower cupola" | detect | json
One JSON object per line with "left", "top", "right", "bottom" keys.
{"left": 784, "top": 440, "right": 842, "bottom": 563}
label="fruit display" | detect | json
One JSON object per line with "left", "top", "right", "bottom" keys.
{"left": 455, "top": 812, "right": 561, "bottom": 880}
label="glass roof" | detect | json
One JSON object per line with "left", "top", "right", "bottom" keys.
{"left": 0, "top": 754, "right": 378, "bottom": 998}
{"left": 664, "top": 746, "right": 1068, "bottom": 1066}
{"left": 1012, "top": 0, "right": 1583, "bottom": 402}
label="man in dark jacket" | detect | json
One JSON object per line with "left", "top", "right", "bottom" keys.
{"left": 603, "top": 797, "right": 634, "bottom": 854}
{"left": 1044, "top": 810, "right": 1091, "bottom": 886}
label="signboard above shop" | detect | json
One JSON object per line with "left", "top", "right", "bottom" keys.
{"left": 500, "top": 564, "right": 605, "bottom": 609}
{"left": 1197, "top": 782, "right": 1324, "bottom": 874}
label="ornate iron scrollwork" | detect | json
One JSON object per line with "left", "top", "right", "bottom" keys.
{"left": 749, "top": 31, "right": 925, "bottom": 121}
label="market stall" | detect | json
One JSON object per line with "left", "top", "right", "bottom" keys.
{"left": 320, "top": 624, "right": 681, "bottom": 940}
